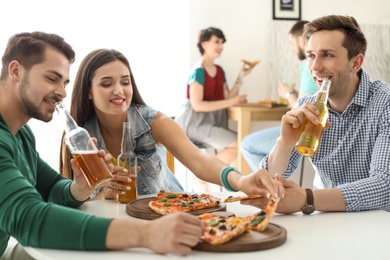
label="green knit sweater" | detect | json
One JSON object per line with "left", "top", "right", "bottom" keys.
{"left": 0, "top": 114, "right": 112, "bottom": 256}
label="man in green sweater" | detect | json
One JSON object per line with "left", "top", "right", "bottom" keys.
{"left": 0, "top": 32, "right": 204, "bottom": 259}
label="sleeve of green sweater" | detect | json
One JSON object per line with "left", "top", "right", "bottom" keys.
{"left": 0, "top": 122, "right": 112, "bottom": 253}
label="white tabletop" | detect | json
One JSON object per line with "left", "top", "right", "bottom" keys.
{"left": 25, "top": 192, "right": 390, "bottom": 260}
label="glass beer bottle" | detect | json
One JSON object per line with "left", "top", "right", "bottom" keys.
{"left": 116, "top": 122, "right": 138, "bottom": 203}
{"left": 295, "top": 79, "right": 331, "bottom": 157}
{"left": 55, "top": 102, "right": 112, "bottom": 189}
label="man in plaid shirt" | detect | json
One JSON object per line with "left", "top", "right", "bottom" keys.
{"left": 245, "top": 15, "right": 390, "bottom": 213}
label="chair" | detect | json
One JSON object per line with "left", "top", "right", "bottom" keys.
{"left": 166, "top": 150, "right": 175, "bottom": 173}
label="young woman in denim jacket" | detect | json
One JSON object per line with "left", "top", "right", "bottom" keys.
{"left": 60, "top": 49, "right": 284, "bottom": 200}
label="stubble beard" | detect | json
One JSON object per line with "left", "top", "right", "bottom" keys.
{"left": 298, "top": 48, "right": 306, "bottom": 61}
{"left": 19, "top": 73, "right": 53, "bottom": 123}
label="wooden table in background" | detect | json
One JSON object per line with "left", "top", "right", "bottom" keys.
{"left": 228, "top": 103, "right": 290, "bottom": 174}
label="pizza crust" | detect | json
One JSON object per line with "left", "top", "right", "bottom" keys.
{"left": 224, "top": 194, "right": 263, "bottom": 203}
{"left": 247, "top": 196, "right": 279, "bottom": 232}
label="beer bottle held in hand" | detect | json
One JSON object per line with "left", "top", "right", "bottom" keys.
{"left": 117, "top": 122, "right": 138, "bottom": 203}
{"left": 295, "top": 78, "right": 331, "bottom": 157}
{"left": 56, "top": 102, "right": 112, "bottom": 189}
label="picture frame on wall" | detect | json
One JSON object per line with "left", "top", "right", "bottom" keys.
{"left": 273, "top": 0, "right": 301, "bottom": 20}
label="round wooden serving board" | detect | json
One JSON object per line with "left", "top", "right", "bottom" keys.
{"left": 126, "top": 197, "right": 227, "bottom": 220}
{"left": 193, "top": 223, "right": 287, "bottom": 252}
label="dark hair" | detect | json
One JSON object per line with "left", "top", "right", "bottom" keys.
{"left": 60, "top": 49, "right": 146, "bottom": 179}
{"left": 197, "top": 27, "right": 226, "bottom": 55}
{"left": 289, "top": 20, "right": 309, "bottom": 39}
{"left": 0, "top": 31, "right": 75, "bottom": 81}
{"left": 303, "top": 15, "right": 367, "bottom": 59}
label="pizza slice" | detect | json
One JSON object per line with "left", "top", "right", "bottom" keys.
{"left": 241, "top": 59, "right": 261, "bottom": 67}
{"left": 198, "top": 213, "right": 248, "bottom": 245}
{"left": 148, "top": 190, "right": 221, "bottom": 215}
{"left": 224, "top": 194, "right": 263, "bottom": 203}
{"left": 245, "top": 196, "right": 279, "bottom": 232}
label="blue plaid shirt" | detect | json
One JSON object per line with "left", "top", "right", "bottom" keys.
{"left": 261, "top": 70, "right": 390, "bottom": 212}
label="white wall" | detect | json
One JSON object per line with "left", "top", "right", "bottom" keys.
{"left": 1, "top": 0, "right": 389, "bottom": 172}
{"left": 0, "top": 0, "right": 190, "bottom": 171}
{"left": 189, "top": 0, "right": 390, "bottom": 104}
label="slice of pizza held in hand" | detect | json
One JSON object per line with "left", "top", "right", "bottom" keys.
{"left": 241, "top": 59, "right": 261, "bottom": 67}
{"left": 224, "top": 194, "right": 263, "bottom": 203}
{"left": 245, "top": 196, "right": 279, "bottom": 232}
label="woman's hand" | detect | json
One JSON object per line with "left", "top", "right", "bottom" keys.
{"left": 233, "top": 169, "right": 285, "bottom": 200}
{"left": 229, "top": 94, "right": 247, "bottom": 106}
{"left": 241, "top": 174, "right": 305, "bottom": 214}
{"left": 104, "top": 165, "right": 141, "bottom": 200}
{"left": 240, "top": 62, "right": 256, "bottom": 77}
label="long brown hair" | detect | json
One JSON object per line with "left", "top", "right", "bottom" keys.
{"left": 60, "top": 49, "right": 146, "bottom": 179}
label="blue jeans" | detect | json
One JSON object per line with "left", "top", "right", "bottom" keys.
{"left": 240, "top": 126, "right": 280, "bottom": 171}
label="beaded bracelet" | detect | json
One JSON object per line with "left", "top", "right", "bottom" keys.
{"left": 219, "top": 166, "right": 243, "bottom": 192}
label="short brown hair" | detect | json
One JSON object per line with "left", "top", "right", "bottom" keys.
{"left": 197, "top": 27, "right": 226, "bottom": 55}
{"left": 303, "top": 15, "right": 367, "bottom": 60}
{"left": 289, "top": 20, "right": 309, "bottom": 38}
{"left": 0, "top": 31, "right": 75, "bottom": 81}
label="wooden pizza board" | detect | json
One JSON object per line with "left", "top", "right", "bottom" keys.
{"left": 126, "top": 197, "right": 227, "bottom": 220}
{"left": 193, "top": 222, "right": 287, "bottom": 252}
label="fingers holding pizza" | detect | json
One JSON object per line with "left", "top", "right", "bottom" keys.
{"left": 144, "top": 212, "right": 204, "bottom": 255}
{"left": 240, "top": 59, "right": 260, "bottom": 76}
{"left": 234, "top": 170, "right": 284, "bottom": 201}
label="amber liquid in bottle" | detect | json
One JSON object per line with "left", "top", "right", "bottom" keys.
{"left": 56, "top": 102, "right": 112, "bottom": 189}
{"left": 116, "top": 122, "right": 138, "bottom": 203}
{"left": 295, "top": 79, "right": 330, "bottom": 157}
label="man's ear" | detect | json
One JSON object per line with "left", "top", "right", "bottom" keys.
{"left": 8, "top": 61, "right": 22, "bottom": 82}
{"left": 351, "top": 54, "right": 364, "bottom": 73}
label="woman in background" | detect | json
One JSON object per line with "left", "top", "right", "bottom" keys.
{"left": 175, "top": 27, "right": 255, "bottom": 167}
{"left": 60, "top": 49, "right": 283, "bottom": 200}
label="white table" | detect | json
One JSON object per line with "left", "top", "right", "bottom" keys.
{"left": 25, "top": 193, "right": 390, "bottom": 260}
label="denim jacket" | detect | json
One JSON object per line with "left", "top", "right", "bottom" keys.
{"left": 84, "top": 105, "right": 184, "bottom": 195}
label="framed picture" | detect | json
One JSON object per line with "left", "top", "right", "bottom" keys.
{"left": 273, "top": 0, "right": 301, "bottom": 20}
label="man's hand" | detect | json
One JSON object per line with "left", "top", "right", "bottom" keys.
{"left": 279, "top": 102, "right": 331, "bottom": 146}
{"left": 278, "top": 83, "right": 294, "bottom": 99}
{"left": 70, "top": 148, "right": 112, "bottom": 201}
{"left": 240, "top": 174, "right": 305, "bottom": 214}
{"left": 143, "top": 212, "right": 204, "bottom": 255}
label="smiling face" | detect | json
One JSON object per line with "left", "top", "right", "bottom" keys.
{"left": 88, "top": 60, "right": 132, "bottom": 118}
{"left": 306, "top": 30, "right": 358, "bottom": 99}
{"left": 17, "top": 47, "right": 70, "bottom": 122}
{"left": 201, "top": 35, "right": 224, "bottom": 59}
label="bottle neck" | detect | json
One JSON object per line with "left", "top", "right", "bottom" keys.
{"left": 120, "top": 122, "right": 133, "bottom": 154}
{"left": 55, "top": 102, "right": 78, "bottom": 133}
{"left": 315, "top": 79, "right": 331, "bottom": 104}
